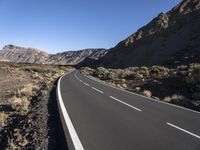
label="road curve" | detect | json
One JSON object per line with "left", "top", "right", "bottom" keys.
{"left": 58, "top": 70, "right": 200, "bottom": 150}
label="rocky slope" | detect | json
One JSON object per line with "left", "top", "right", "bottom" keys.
{"left": 0, "top": 45, "right": 49, "bottom": 64}
{"left": 0, "top": 45, "right": 108, "bottom": 65}
{"left": 48, "top": 48, "right": 107, "bottom": 65}
{"left": 100, "top": 0, "right": 200, "bottom": 68}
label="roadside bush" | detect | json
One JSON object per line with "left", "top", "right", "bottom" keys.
{"left": 142, "top": 90, "right": 152, "bottom": 97}
{"left": 81, "top": 67, "right": 94, "bottom": 75}
{"left": 185, "top": 64, "right": 200, "bottom": 85}
{"left": 135, "top": 66, "right": 149, "bottom": 76}
{"left": 149, "top": 66, "right": 169, "bottom": 75}
{"left": 93, "top": 67, "right": 110, "bottom": 79}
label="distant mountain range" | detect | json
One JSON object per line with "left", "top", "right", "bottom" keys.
{"left": 0, "top": 45, "right": 108, "bottom": 65}
{"left": 0, "top": 0, "right": 199, "bottom": 68}
{"left": 98, "top": 0, "right": 200, "bottom": 68}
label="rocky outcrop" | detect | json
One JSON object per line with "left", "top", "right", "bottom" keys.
{"left": 100, "top": 0, "right": 200, "bottom": 68}
{"left": 0, "top": 45, "right": 108, "bottom": 65}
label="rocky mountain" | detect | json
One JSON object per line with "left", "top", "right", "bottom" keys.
{"left": 0, "top": 45, "right": 49, "bottom": 63}
{"left": 0, "top": 45, "right": 108, "bottom": 65}
{"left": 100, "top": 0, "right": 200, "bottom": 68}
{"left": 48, "top": 49, "right": 107, "bottom": 65}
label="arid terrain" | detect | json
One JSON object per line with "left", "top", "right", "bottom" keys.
{"left": 0, "top": 62, "right": 74, "bottom": 149}
{"left": 81, "top": 63, "right": 200, "bottom": 111}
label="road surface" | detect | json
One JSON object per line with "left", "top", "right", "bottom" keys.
{"left": 57, "top": 70, "right": 200, "bottom": 150}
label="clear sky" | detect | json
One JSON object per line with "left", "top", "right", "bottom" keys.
{"left": 0, "top": 0, "right": 181, "bottom": 53}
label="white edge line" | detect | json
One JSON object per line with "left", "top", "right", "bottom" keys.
{"left": 166, "top": 122, "right": 200, "bottom": 140}
{"left": 82, "top": 73, "right": 200, "bottom": 114}
{"left": 57, "top": 73, "right": 85, "bottom": 150}
{"left": 109, "top": 96, "right": 142, "bottom": 112}
{"left": 91, "top": 87, "right": 104, "bottom": 94}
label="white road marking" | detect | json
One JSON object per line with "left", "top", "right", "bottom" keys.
{"left": 83, "top": 73, "right": 200, "bottom": 114}
{"left": 83, "top": 82, "right": 90, "bottom": 87}
{"left": 167, "top": 122, "right": 200, "bottom": 140}
{"left": 91, "top": 87, "right": 104, "bottom": 94}
{"left": 109, "top": 96, "right": 142, "bottom": 112}
{"left": 58, "top": 75, "right": 85, "bottom": 150}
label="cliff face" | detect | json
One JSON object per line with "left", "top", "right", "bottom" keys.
{"left": 0, "top": 45, "right": 108, "bottom": 65}
{"left": 100, "top": 0, "right": 200, "bottom": 68}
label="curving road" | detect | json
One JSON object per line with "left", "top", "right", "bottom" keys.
{"left": 57, "top": 70, "right": 200, "bottom": 150}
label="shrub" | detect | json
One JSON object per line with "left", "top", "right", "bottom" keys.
{"left": 136, "top": 66, "right": 149, "bottom": 76}
{"left": 142, "top": 90, "right": 152, "bottom": 97}
{"left": 149, "top": 66, "right": 169, "bottom": 75}
{"left": 185, "top": 64, "right": 200, "bottom": 84}
{"left": 9, "top": 96, "right": 30, "bottom": 114}
{"left": 0, "top": 112, "right": 8, "bottom": 127}
{"left": 93, "top": 67, "right": 110, "bottom": 79}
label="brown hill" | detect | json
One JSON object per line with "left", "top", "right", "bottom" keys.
{"left": 100, "top": 0, "right": 200, "bottom": 68}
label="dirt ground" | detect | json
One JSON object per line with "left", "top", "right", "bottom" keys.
{"left": 0, "top": 62, "right": 74, "bottom": 149}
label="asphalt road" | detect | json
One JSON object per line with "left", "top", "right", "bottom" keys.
{"left": 57, "top": 70, "right": 200, "bottom": 150}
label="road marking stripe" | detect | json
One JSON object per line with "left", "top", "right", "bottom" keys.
{"left": 167, "top": 122, "right": 200, "bottom": 139}
{"left": 58, "top": 75, "right": 85, "bottom": 150}
{"left": 83, "top": 73, "right": 200, "bottom": 114}
{"left": 91, "top": 87, "right": 104, "bottom": 94}
{"left": 83, "top": 82, "right": 90, "bottom": 87}
{"left": 109, "top": 96, "right": 142, "bottom": 112}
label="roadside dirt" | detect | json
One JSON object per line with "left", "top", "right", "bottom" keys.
{"left": 0, "top": 62, "right": 74, "bottom": 149}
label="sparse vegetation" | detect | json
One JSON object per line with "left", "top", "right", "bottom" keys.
{"left": 0, "top": 112, "right": 8, "bottom": 127}
{"left": 0, "top": 62, "right": 74, "bottom": 149}
{"left": 81, "top": 63, "right": 200, "bottom": 111}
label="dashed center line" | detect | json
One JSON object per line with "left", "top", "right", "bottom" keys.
{"left": 91, "top": 87, "right": 104, "bottom": 94}
{"left": 166, "top": 122, "right": 200, "bottom": 140}
{"left": 109, "top": 96, "right": 142, "bottom": 112}
{"left": 83, "top": 82, "right": 90, "bottom": 86}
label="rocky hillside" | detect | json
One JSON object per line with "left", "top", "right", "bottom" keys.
{"left": 100, "top": 0, "right": 200, "bottom": 68}
{"left": 48, "top": 48, "right": 107, "bottom": 65}
{"left": 0, "top": 45, "right": 108, "bottom": 65}
{"left": 0, "top": 45, "right": 49, "bottom": 64}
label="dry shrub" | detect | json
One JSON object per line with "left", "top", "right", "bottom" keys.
{"left": 0, "top": 112, "right": 8, "bottom": 127}
{"left": 163, "top": 94, "right": 185, "bottom": 103}
{"left": 9, "top": 96, "right": 30, "bottom": 113}
{"left": 142, "top": 90, "right": 152, "bottom": 98}
{"left": 20, "top": 83, "right": 35, "bottom": 96}
{"left": 7, "top": 130, "right": 29, "bottom": 149}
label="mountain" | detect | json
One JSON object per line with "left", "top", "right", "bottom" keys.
{"left": 47, "top": 49, "right": 107, "bottom": 65}
{"left": 100, "top": 0, "right": 200, "bottom": 68}
{"left": 0, "top": 45, "right": 49, "bottom": 63}
{"left": 0, "top": 45, "right": 108, "bottom": 65}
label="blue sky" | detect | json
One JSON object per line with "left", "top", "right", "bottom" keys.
{"left": 0, "top": 0, "right": 181, "bottom": 53}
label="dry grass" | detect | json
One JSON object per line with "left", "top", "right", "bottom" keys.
{"left": 142, "top": 90, "right": 152, "bottom": 98}
{"left": 8, "top": 96, "right": 30, "bottom": 113}
{"left": 0, "top": 112, "right": 8, "bottom": 127}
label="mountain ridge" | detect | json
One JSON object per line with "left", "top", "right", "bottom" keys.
{"left": 0, "top": 44, "right": 108, "bottom": 65}
{"left": 98, "top": 0, "right": 200, "bottom": 68}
